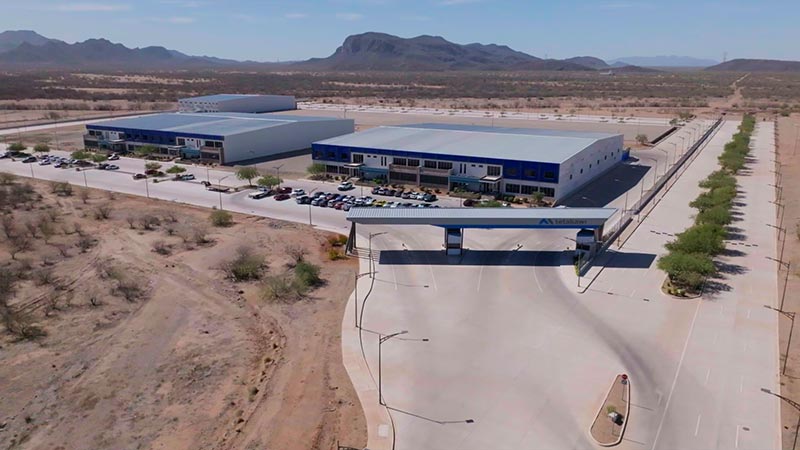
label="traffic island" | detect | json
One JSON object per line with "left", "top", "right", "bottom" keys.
{"left": 590, "top": 374, "right": 630, "bottom": 446}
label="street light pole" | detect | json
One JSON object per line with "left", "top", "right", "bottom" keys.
{"left": 273, "top": 164, "right": 284, "bottom": 189}
{"left": 368, "top": 232, "right": 388, "bottom": 278}
{"left": 144, "top": 176, "right": 150, "bottom": 199}
{"left": 378, "top": 330, "right": 408, "bottom": 406}
{"left": 218, "top": 175, "right": 230, "bottom": 210}
{"left": 354, "top": 271, "right": 371, "bottom": 328}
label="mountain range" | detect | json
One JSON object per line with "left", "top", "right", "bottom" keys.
{"left": 0, "top": 30, "right": 796, "bottom": 73}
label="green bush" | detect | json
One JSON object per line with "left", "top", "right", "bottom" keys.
{"left": 166, "top": 165, "right": 186, "bottom": 174}
{"left": 666, "top": 223, "right": 726, "bottom": 256}
{"left": 294, "top": 261, "right": 322, "bottom": 292}
{"left": 657, "top": 251, "right": 716, "bottom": 290}
{"left": 225, "top": 247, "right": 265, "bottom": 281}
{"left": 695, "top": 205, "right": 732, "bottom": 227}
{"left": 210, "top": 210, "right": 233, "bottom": 227}
{"left": 33, "top": 143, "right": 50, "bottom": 153}
{"left": 8, "top": 142, "right": 26, "bottom": 151}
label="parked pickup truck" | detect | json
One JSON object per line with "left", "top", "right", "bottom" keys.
{"left": 201, "top": 181, "right": 231, "bottom": 192}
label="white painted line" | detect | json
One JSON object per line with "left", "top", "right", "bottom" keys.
{"left": 476, "top": 265, "right": 485, "bottom": 292}
{"left": 650, "top": 297, "right": 703, "bottom": 450}
{"left": 735, "top": 425, "right": 741, "bottom": 448}
{"left": 390, "top": 264, "right": 398, "bottom": 291}
{"left": 739, "top": 375, "right": 744, "bottom": 393}
{"left": 705, "top": 368, "right": 711, "bottom": 386}
{"left": 427, "top": 264, "right": 438, "bottom": 292}
{"left": 695, "top": 414, "right": 702, "bottom": 436}
{"left": 747, "top": 308, "right": 751, "bottom": 319}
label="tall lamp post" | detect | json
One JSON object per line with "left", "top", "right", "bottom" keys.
{"left": 218, "top": 175, "right": 230, "bottom": 210}
{"left": 764, "top": 305, "right": 795, "bottom": 375}
{"left": 761, "top": 388, "right": 800, "bottom": 450}
{"left": 378, "top": 331, "right": 428, "bottom": 406}
{"left": 307, "top": 187, "right": 318, "bottom": 226}
{"left": 368, "top": 231, "right": 388, "bottom": 277}
{"left": 272, "top": 164, "right": 284, "bottom": 189}
{"left": 353, "top": 271, "right": 372, "bottom": 328}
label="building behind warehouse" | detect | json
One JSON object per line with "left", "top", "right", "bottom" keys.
{"left": 178, "top": 94, "right": 296, "bottom": 113}
{"left": 312, "top": 123, "right": 625, "bottom": 201}
{"left": 85, "top": 112, "right": 354, "bottom": 165}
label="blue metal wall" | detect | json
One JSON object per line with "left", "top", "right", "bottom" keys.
{"left": 311, "top": 143, "right": 560, "bottom": 184}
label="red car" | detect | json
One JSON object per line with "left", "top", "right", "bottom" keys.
{"left": 274, "top": 193, "right": 291, "bottom": 201}
{"left": 277, "top": 187, "right": 292, "bottom": 195}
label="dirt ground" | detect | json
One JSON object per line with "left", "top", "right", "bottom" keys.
{"left": 776, "top": 114, "right": 800, "bottom": 450}
{"left": 0, "top": 178, "right": 366, "bottom": 449}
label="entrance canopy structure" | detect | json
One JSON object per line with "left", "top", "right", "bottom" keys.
{"left": 345, "top": 207, "right": 616, "bottom": 255}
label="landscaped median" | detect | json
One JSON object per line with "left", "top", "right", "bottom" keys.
{"left": 657, "top": 115, "right": 755, "bottom": 297}
{"left": 590, "top": 374, "right": 631, "bottom": 446}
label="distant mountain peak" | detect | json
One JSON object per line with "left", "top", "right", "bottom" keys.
{"left": 706, "top": 58, "right": 800, "bottom": 72}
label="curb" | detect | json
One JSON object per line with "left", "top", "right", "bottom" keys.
{"left": 590, "top": 374, "right": 631, "bottom": 447}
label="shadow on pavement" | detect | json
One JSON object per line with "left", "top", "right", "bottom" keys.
{"left": 378, "top": 249, "right": 657, "bottom": 269}
{"left": 558, "top": 163, "right": 650, "bottom": 207}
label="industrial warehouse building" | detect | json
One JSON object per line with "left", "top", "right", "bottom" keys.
{"left": 178, "top": 94, "right": 296, "bottom": 113}
{"left": 85, "top": 112, "right": 354, "bottom": 165}
{"left": 312, "top": 123, "right": 625, "bottom": 201}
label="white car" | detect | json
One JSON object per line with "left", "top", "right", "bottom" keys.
{"left": 108, "top": 154, "right": 120, "bottom": 160}
{"left": 38, "top": 159, "right": 51, "bottom": 165}
{"left": 337, "top": 181, "right": 354, "bottom": 191}
{"left": 291, "top": 188, "right": 305, "bottom": 197}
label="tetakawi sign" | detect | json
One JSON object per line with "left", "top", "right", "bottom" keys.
{"left": 346, "top": 207, "right": 616, "bottom": 230}
{"left": 538, "top": 218, "right": 591, "bottom": 226}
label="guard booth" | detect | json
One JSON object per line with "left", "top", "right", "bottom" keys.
{"left": 345, "top": 207, "right": 615, "bottom": 257}
{"left": 575, "top": 228, "right": 600, "bottom": 260}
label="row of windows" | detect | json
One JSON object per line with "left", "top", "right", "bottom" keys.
{"left": 504, "top": 183, "right": 555, "bottom": 197}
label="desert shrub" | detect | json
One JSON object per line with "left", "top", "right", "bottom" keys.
{"left": 657, "top": 251, "right": 715, "bottom": 291}
{"left": 94, "top": 204, "right": 112, "bottom": 220}
{"left": 666, "top": 224, "right": 726, "bottom": 256}
{"left": 32, "top": 268, "right": 56, "bottom": 286}
{"left": 177, "top": 221, "right": 210, "bottom": 246}
{"left": 225, "top": 247, "right": 266, "bottom": 281}
{"left": 327, "top": 248, "right": 346, "bottom": 260}
{"left": 33, "top": 143, "right": 50, "bottom": 153}
{"left": 327, "top": 235, "right": 348, "bottom": 247}
{"left": 0, "top": 172, "right": 15, "bottom": 185}
{"left": 7, "top": 142, "right": 26, "bottom": 151}
{"left": 76, "top": 235, "right": 97, "bottom": 252}
{"left": 166, "top": 165, "right": 186, "bottom": 174}
{"left": 294, "top": 261, "right": 322, "bottom": 292}
{"left": 210, "top": 210, "right": 233, "bottom": 227}
{"left": 152, "top": 239, "right": 172, "bottom": 255}
{"left": 695, "top": 205, "right": 732, "bottom": 227}
{"left": 51, "top": 181, "right": 73, "bottom": 196}
{"left": 139, "top": 214, "right": 161, "bottom": 230}
{"left": 3, "top": 310, "right": 47, "bottom": 340}
{"left": 261, "top": 275, "right": 297, "bottom": 303}
{"left": 115, "top": 278, "right": 147, "bottom": 302}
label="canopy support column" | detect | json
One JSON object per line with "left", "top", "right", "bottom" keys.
{"left": 346, "top": 222, "right": 357, "bottom": 254}
{"left": 444, "top": 227, "right": 463, "bottom": 256}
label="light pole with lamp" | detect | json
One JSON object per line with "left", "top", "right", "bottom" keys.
{"left": 217, "top": 175, "right": 230, "bottom": 210}
{"left": 767, "top": 256, "right": 791, "bottom": 311}
{"left": 761, "top": 387, "right": 800, "bottom": 450}
{"left": 764, "top": 305, "right": 795, "bottom": 375}
{"left": 144, "top": 176, "right": 150, "bottom": 199}
{"left": 378, "top": 331, "right": 429, "bottom": 406}
{"left": 368, "top": 231, "right": 388, "bottom": 277}
{"left": 307, "top": 187, "right": 318, "bottom": 226}
{"left": 273, "top": 164, "right": 284, "bottom": 189}
{"left": 353, "top": 271, "right": 372, "bottom": 328}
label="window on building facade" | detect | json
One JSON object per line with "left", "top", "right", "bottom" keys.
{"left": 487, "top": 165, "right": 501, "bottom": 176}
{"left": 438, "top": 161, "right": 453, "bottom": 170}
{"left": 340, "top": 153, "right": 349, "bottom": 160}
{"left": 505, "top": 183, "right": 521, "bottom": 193}
{"left": 327, "top": 151, "right": 336, "bottom": 158}
{"left": 520, "top": 185, "right": 538, "bottom": 195}
{"left": 524, "top": 169, "right": 537, "bottom": 178}
{"left": 540, "top": 187, "right": 555, "bottom": 197}
{"left": 506, "top": 167, "right": 518, "bottom": 176}
{"left": 406, "top": 159, "right": 420, "bottom": 167}
{"left": 177, "top": 138, "right": 186, "bottom": 146}
{"left": 543, "top": 170, "right": 555, "bottom": 180}
{"left": 393, "top": 157, "right": 407, "bottom": 166}
{"left": 424, "top": 160, "right": 437, "bottom": 168}
{"left": 352, "top": 154, "right": 364, "bottom": 164}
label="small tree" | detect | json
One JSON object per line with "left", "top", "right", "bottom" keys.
{"left": 635, "top": 134, "right": 649, "bottom": 145}
{"left": 71, "top": 150, "right": 91, "bottom": 161}
{"left": 33, "top": 143, "right": 50, "bottom": 153}
{"left": 532, "top": 191, "right": 545, "bottom": 205}
{"left": 257, "top": 175, "right": 281, "bottom": 189}
{"left": 224, "top": 247, "right": 266, "bottom": 281}
{"left": 307, "top": 163, "right": 326, "bottom": 179}
{"left": 236, "top": 166, "right": 260, "bottom": 186}
{"left": 135, "top": 145, "right": 158, "bottom": 158}
{"left": 7, "top": 142, "right": 26, "bottom": 152}
{"left": 166, "top": 165, "right": 186, "bottom": 174}
{"left": 210, "top": 210, "right": 233, "bottom": 227}
{"left": 145, "top": 162, "right": 162, "bottom": 172}
{"left": 91, "top": 153, "right": 108, "bottom": 163}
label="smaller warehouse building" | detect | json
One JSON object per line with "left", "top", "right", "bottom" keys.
{"left": 178, "top": 94, "right": 296, "bottom": 113}
{"left": 312, "top": 123, "right": 624, "bottom": 201}
{"left": 85, "top": 112, "right": 354, "bottom": 165}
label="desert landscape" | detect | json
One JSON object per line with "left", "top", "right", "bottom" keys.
{"left": 0, "top": 176, "right": 365, "bottom": 450}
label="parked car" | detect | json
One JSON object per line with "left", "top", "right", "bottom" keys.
{"left": 401, "top": 191, "right": 412, "bottom": 199}
{"left": 342, "top": 203, "right": 353, "bottom": 212}
{"left": 0, "top": 152, "right": 8, "bottom": 159}
{"left": 337, "top": 181, "right": 354, "bottom": 191}
{"left": 38, "top": 159, "right": 51, "bottom": 165}
{"left": 296, "top": 195, "right": 311, "bottom": 204}
{"left": 277, "top": 187, "right": 292, "bottom": 195}
{"left": 423, "top": 193, "right": 437, "bottom": 202}
{"left": 22, "top": 156, "right": 37, "bottom": 163}
{"left": 291, "top": 188, "right": 305, "bottom": 197}
{"left": 108, "top": 154, "right": 120, "bottom": 161}
{"left": 274, "top": 193, "right": 291, "bottom": 201}
{"left": 248, "top": 191, "right": 270, "bottom": 199}
{"left": 179, "top": 173, "right": 194, "bottom": 180}
{"left": 133, "top": 173, "right": 147, "bottom": 180}
{"left": 394, "top": 190, "right": 404, "bottom": 197}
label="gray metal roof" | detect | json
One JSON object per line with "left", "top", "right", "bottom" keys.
{"left": 346, "top": 207, "right": 616, "bottom": 228}
{"left": 316, "top": 123, "right": 622, "bottom": 164}
{"left": 88, "top": 112, "right": 341, "bottom": 137}
{"left": 179, "top": 94, "right": 291, "bottom": 103}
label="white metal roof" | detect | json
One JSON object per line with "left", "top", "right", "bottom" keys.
{"left": 346, "top": 207, "right": 616, "bottom": 228}
{"left": 316, "top": 123, "right": 622, "bottom": 164}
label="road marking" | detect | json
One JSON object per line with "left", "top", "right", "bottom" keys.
{"left": 694, "top": 414, "right": 702, "bottom": 436}
{"left": 650, "top": 296, "right": 703, "bottom": 450}
{"left": 739, "top": 375, "right": 744, "bottom": 393}
{"left": 477, "top": 265, "right": 485, "bottom": 292}
{"left": 735, "top": 425, "right": 741, "bottom": 448}
{"left": 704, "top": 368, "right": 711, "bottom": 386}
{"left": 390, "top": 264, "right": 398, "bottom": 291}
{"left": 747, "top": 308, "right": 751, "bottom": 319}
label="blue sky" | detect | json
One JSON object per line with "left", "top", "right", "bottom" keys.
{"left": 2, "top": 0, "right": 799, "bottom": 62}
